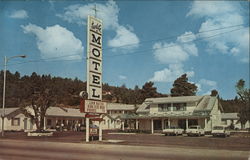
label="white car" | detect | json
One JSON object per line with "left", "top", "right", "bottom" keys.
{"left": 186, "top": 125, "right": 205, "bottom": 136}
{"left": 163, "top": 126, "right": 184, "bottom": 136}
{"left": 212, "top": 126, "right": 230, "bottom": 137}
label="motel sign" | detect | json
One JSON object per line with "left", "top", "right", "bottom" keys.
{"left": 87, "top": 15, "right": 103, "bottom": 101}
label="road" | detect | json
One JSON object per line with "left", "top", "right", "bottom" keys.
{"left": 0, "top": 139, "right": 249, "bottom": 160}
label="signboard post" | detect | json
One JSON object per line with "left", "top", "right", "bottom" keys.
{"left": 84, "top": 15, "right": 105, "bottom": 142}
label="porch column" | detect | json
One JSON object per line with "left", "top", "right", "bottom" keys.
{"left": 161, "top": 119, "right": 164, "bottom": 130}
{"left": 136, "top": 119, "right": 139, "bottom": 130}
{"left": 205, "top": 118, "right": 207, "bottom": 131}
{"left": 99, "top": 120, "right": 102, "bottom": 141}
{"left": 86, "top": 118, "right": 89, "bottom": 142}
{"left": 43, "top": 117, "right": 46, "bottom": 130}
{"left": 122, "top": 121, "right": 125, "bottom": 131}
{"left": 186, "top": 119, "right": 189, "bottom": 130}
{"left": 168, "top": 118, "right": 171, "bottom": 127}
{"left": 151, "top": 119, "right": 154, "bottom": 134}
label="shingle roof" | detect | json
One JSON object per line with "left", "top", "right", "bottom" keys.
{"left": 194, "top": 95, "right": 217, "bottom": 112}
{"left": 145, "top": 96, "right": 204, "bottom": 104}
{"left": 46, "top": 107, "right": 85, "bottom": 118}
{"left": 107, "top": 103, "right": 136, "bottom": 111}
{"left": 137, "top": 95, "right": 218, "bottom": 114}
{"left": 0, "top": 108, "right": 19, "bottom": 116}
{"left": 136, "top": 103, "right": 150, "bottom": 114}
{"left": 0, "top": 107, "right": 86, "bottom": 118}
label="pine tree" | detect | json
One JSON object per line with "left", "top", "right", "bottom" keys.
{"left": 170, "top": 74, "right": 197, "bottom": 97}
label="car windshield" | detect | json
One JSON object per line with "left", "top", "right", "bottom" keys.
{"left": 189, "top": 126, "right": 198, "bottom": 129}
{"left": 213, "top": 126, "right": 224, "bottom": 130}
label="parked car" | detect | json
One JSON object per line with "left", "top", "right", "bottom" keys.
{"left": 163, "top": 126, "right": 184, "bottom": 136}
{"left": 186, "top": 125, "right": 205, "bottom": 136}
{"left": 211, "top": 126, "right": 230, "bottom": 137}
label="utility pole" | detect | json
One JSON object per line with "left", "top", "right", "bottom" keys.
{"left": 1, "top": 55, "right": 26, "bottom": 137}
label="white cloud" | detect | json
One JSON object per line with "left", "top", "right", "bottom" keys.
{"left": 186, "top": 1, "right": 237, "bottom": 18}
{"left": 187, "top": 1, "right": 249, "bottom": 63}
{"left": 9, "top": 10, "right": 28, "bottom": 19}
{"left": 153, "top": 31, "right": 198, "bottom": 64}
{"left": 57, "top": 1, "right": 139, "bottom": 52}
{"left": 149, "top": 64, "right": 194, "bottom": 83}
{"left": 57, "top": 1, "right": 119, "bottom": 29}
{"left": 21, "top": 24, "right": 83, "bottom": 60}
{"left": 177, "top": 31, "right": 196, "bottom": 43}
{"left": 151, "top": 31, "right": 197, "bottom": 83}
{"left": 153, "top": 42, "right": 189, "bottom": 64}
{"left": 119, "top": 75, "right": 127, "bottom": 80}
{"left": 108, "top": 25, "right": 139, "bottom": 51}
{"left": 197, "top": 79, "right": 217, "bottom": 95}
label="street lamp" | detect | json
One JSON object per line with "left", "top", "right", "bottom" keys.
{"left": 1, "top": 55, "right": 26, "bottom": 137}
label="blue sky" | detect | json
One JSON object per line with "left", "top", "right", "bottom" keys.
{"left": 0, "top": 0, "right": 249, "bottom": 100}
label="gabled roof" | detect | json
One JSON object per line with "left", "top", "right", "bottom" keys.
{"left": 0, "top": 108, "right": 20, "bottom": 118}
{"left": 0, "top": 107, "right": 86, "bottom": 118}
{"left": 0, "top": 108, "right": 19, "bottom": 116}
{"left": 107, "top": 103, "right": 136, "bottom": 111}
{"left": 136, "top": 103, "right": 150, "bottom": 114}
{"left": 46, "top": 107, "right": 85, "bottom": 118}
{"left": 194, "top": 95, "right": 217, "bottom": 112}
{"left": 137, "top": 95, "right": 218, "bottom": 114}
{"left": 144, "top": 96, "right": 203, "bottom": 104}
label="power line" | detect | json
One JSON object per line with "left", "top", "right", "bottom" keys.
{"left": 2, "top": 24, "right": 245, "bottom": 67}
{"left": 102, "top": 23, "right": 245, "bottom": 52}
{"left": 104, "top": 26, "right": 245, "bottom": 58}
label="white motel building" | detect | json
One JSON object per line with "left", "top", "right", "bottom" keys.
{"left": 0, "top": 103, "right": 136, "bottom": 132}
{"left": 0, "top": 95, "right": 248, "bottom": 133}
{"left": 133, "top": 95, "right": 223, "bottom": 133}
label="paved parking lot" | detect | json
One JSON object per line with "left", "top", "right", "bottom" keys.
{"left": 1, "top": 131, "right": 249, "bottom": 151}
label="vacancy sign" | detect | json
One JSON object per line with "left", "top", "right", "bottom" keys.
{"left": 84, "top": 100, "right": 107, "bottom": 114}
{"left": 87, "top": 15, "right": 103, "bottom": 101}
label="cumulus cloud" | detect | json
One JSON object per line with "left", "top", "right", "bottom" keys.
{"left": 197, "top": 79, "right": 217, "bottom": 95}
{"left": 57, "top": 1, "right": 139, "bottom": 52}
{"left": 153, "top": 42, "right": 189, "bottom": 64}
{"left": 153, "top": 32, "right": 198, "bottom": 64}
{"left": 9, "top": 10, "right": 28, "bottom": 19}
{"left": 151, "top": 31, "right": 198, "bottom": 83}
{"left": 108, "top": 25, "right": 139, "bottom": 51}
{"left": 149, "top": 64, "right": 194, "bottom": 83}
{"left": 21, "top": 24, "right": 83, "bottom": 60}
{"left": 187, "top": 1, "right": 249, "bottom": 63}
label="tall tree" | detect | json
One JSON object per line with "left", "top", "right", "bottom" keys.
{"left": 20, "top": 73, "right": 57, "bottom": 132}
{"left": 141, "top": 81, "right": 158, "bottom": 100}
{"left": 170, "top": 74, "right": 197, "bottom": 97}
{"left": 235, "top": 79, "right": 250, "bottom": 129}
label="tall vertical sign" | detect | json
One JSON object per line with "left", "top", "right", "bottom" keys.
{"left": 87, "top": 16, "right": 102, "bottom": 101}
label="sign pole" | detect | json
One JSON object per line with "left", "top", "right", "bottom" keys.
{"left": 86, "top": 117, "right": 89, "bottom": 142}
{"left": 85, "top": 7, "right": 104, "bottom": 142}
{"left": 99, "top": 116, "right": 102, "bottom": 141}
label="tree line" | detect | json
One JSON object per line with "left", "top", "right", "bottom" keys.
{"left": 1, "top": 71, "right": 248, "bottom": 130}
{"left": 0, "top": 71, "right": 168, "bottom": 108}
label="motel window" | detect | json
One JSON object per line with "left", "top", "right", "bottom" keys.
{"left": 47, "top": 119, "right": 52, "bottom": 126}
{"left": 158, "top": 103, "right": 171, "bottom": 112}
{"left": 173, "top": 103, "right": 186, "bottom": 111}
{"left": 11, "top": 118, "right": 20, "bottom": 126}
